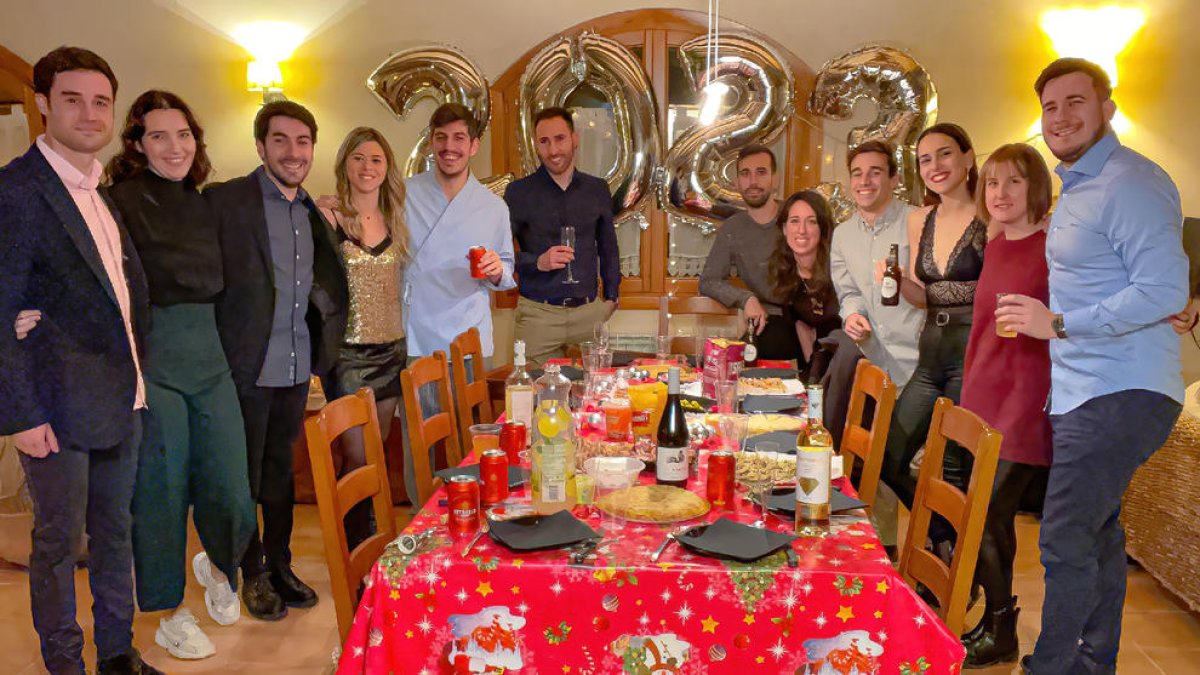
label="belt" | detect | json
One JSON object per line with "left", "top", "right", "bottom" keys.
{"left": 526, "top": 295, "right": 596, "bottom": 308}
{"left": 927, "top": 305, "right": 974, "bottom": 327}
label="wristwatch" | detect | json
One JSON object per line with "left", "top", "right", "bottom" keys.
{"left": 1051, "top": 313, "right": 1068, "bottom": 339}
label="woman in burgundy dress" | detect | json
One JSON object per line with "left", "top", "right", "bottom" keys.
{"left": 958, "top": 143, "right": 1054, "bottom": 668}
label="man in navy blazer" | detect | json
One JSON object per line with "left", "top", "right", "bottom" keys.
{"left": 206, "top": 100, "right": 348, "bottom": 621}
{"left": 0, "top": 48, "right": 161, "bottom": 675}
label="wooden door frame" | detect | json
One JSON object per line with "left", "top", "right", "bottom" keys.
{"left": 0, "top": 45, "right": 45, "bottom": 140}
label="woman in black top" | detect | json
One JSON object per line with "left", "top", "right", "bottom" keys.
{"left": 769, "top": 190, "right": 841, "bottom": 374}
{"left": 99, "top": 92, "right": 255, "bottom": 657}
{"left": 880, "top": 123, "right": 987, "bottom": 519}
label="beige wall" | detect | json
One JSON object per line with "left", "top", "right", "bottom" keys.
{"left": 4, "top": 0, "right": 1198, "bottom": 373}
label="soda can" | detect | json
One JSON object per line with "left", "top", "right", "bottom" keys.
{"left": 480, "top": 449, "right": 510, "bottom": 504}
{"left": 706, "top": 451, "right": 736, "bottom": 509}
{"left": 447, "top": 475, "right": 480, "bottom": 538}
{"left": 500, "top": 421, "right": 527, "bottom": 464}
{"left": 468, "top": 246, "right": 487, "bottom": 278}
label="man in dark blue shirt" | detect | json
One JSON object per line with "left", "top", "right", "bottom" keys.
{"left": 505, "top": 107, "right": 620, "bottom": 365}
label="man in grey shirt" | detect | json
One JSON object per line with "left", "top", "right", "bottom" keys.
{"left": 830, "top": 141, "right": 922, "bottom": 390}
{"left": 699, "top": 144, "right": 800, "bottom": 360}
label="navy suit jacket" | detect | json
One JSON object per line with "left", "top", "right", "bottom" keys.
{"left": 205, "top": 172, "right": 348, "bottom": 391}
{"left": 0, "top": 145, "right": 148, "bottom": 449}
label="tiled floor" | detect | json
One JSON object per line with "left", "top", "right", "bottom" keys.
{"left": 2, "top": 508, "right": 1197, "bottom": 674}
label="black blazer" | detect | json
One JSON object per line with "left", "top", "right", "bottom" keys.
{"left": 205, "top": 172, "right": 348, "bottom": 391}
{"left": 0, "top": 146, "right": 149, "bottom": 449}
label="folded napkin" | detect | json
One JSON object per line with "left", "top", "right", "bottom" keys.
{"left": 487, "top": 510, "right": 600, "bottom": 551}
{"left": 741, "top": 394, "right": 805, "bottom": 414}
{"left": 740, "top": 367, "right": 800, "bottom": 380}
{"left": 675, "top": 516, "right": 798, "bottom": 562}
{"left": 765, "top": 486, "right": 868, "bottom": 515}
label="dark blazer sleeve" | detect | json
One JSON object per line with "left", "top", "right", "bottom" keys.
{"left": 306, "top": 203, "right": 348, "bottom": 379}
{"left": 0, "top": 177, "right": 48, "bottom": 434}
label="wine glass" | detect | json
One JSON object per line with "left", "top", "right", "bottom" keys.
{"left": 742, "top": 440, "right": 780, "bottom": 528}
{"left": 719, "top": 413, "right": 749, "bottom": 453}
{"left": 594, "top": 321, "right": 610, "bottom": 353}
{"left": 562, "top": 225, "right": 578, "bottom": 284}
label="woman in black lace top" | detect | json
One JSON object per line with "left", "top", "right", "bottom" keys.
{"left": 880, "top": 123, "right": 987, "bottom": 520}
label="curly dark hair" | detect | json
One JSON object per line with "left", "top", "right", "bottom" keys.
{"left": 769, "top": 190, "right": 835, "bottom": 305}
{"left": 106, "top": 90, "right": 211, "bottom": 185}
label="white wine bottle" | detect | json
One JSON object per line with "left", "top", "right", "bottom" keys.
{"left": 505, "top": 340, "right": 534, "bottom": 446}
{"left": 795, "top": 384, "right": 833, "bottom": 535}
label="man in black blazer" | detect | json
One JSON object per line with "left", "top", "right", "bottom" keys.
{"left": 0, "top": 48, "right": 161, "bottom": 675}
{"left": 207, "top": 100, "right": 348, "bottom": 621}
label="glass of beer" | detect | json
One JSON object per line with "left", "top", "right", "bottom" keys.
{"left": 995, "top": 293, "right": 1017, "bottom": 338}
{"left": 469, "top": 423, "right": 502, "bottom": 457}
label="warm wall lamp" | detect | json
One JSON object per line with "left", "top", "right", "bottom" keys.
{"left": 233, "top": 21, "right": 306, "bottom": 104}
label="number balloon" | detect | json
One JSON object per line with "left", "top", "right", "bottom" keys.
{"left": 807, "top": 44, "right": 937, "bottom": 204}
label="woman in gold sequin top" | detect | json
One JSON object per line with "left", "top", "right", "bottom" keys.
{"left": 318, "top": 127, "right": 409, "bottom": 547}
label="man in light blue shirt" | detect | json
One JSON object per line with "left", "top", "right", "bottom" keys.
{"left": 999, "top": 58, "right": 1187, "bottom": 675}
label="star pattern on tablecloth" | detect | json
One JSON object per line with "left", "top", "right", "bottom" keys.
{"left": 510, "top": 585, "right": 521, "bottom": 595}
{"left": 801, "top": 581, "right": 814, "bottom": 595}
{"left": 837, "top": 606, "right": 855, "bottom": 622}
{"left": 550, "top": 581, "right": 564, "bottom": 595}
{"left": 518, "top": 602, "right": 529, "bottom": 614}
{"left": 914, "top": 614, "right": 927, "bottom": 627}
{"left": 420, "top": 567, "right": 441, "bottom": 586}
{"left": 701, "top": 616, "right": 719, "bottom": 633}
{"left": 781, "top": 590, "right": 800, "bottom": 610}
{"left": 876, "top": 580, "right": 890, "bottom": 593}
{"left": 417, "top": 617, "right": 433, "bottom": 634}
{"left": 814, "top": 613, "right": 828, "bottom": 628}
{"left": 769, "top": 639, "right": 788, "bottom": 661}
{"left": 675, "top": 602, "right": 693, "bottom": 622}
{"left": 743, "top": 613, "right": 755, "bottom": 625}
{"left": 876, "top": 630, "right": 888, "bottom": 643}
{"left": 476, "top": 581, "right": 493, "bottom": 597}
{"left": 874, "top": 610, "right": 884, "bottom": 619}
{"left": 660, "top": 588, "right": 672, "bottom": 603}
{"left": 639, "top": 613, "right": 650, "bottom": 626}
{"left": 512, "top": 558, "right": 525, "bottom": 568}
{"left": 704, "top": 586, "right": 719, "bottom": 600}
{"left": 456, "top": 588, "right": 468, "bottom": 602}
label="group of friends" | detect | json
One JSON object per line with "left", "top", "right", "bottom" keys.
{"left": 0, "top": 42, "right": 1191, "bottom": 675}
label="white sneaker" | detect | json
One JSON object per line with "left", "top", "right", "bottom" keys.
{"left": 193, "top": 551, "right": 241, "bottom": 626}
{"left": 155, "top": 607, "right": 216, "bottom": 660}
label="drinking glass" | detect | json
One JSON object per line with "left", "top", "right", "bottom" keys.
{"left": 715, "top": 379, "right": 738, "bottom": 414}
{"left": 562, "top": 226, "right": 578, "bottom": 284}
{"left": 718, "top": 413, "right": 750, "bottom": 453}
{"left": 743, "top": 439, "right": 780, "bottom": 527}
{"left": 594, "top": 321, "right": 610, "bottom": 352}
{"left": 655, "top": 335, "right": 672, "bottom": 361}
{"left": 995, "top": 293, "right": 1016, "bottom": 338}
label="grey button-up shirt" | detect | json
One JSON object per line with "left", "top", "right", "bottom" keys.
{"left": 255, "top": 166, "right": 315, "bottom": 387}
{"left": 829, "top": 198, "right": 923, "bottom": 390}
{"left": 699, "top": 208, "right": 786, "bottom": 314}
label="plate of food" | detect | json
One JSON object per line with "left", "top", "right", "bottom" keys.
{"left": 747, "top": 413, "right": 807, "bottom": 435}
{"left": 735, "top": 450, "right": 844, "bottom": 485}
{"left": 594, "top": 484, "right": 710, "bottom": 524}
{"left": 738, "top": 377, "right": 805, "bottom": 396}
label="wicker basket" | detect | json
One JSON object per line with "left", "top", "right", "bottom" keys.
{"left": 1121, "top": 413, "right": 1200, "bottom": 611}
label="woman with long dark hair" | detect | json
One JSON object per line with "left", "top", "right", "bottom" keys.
{"left": 66, "top": 90, "right": 256, "bottom": 659}
{"left": 317, "top": 126, "right": 409, "bottom": 549}
{"left": 879, "top": 123, "right": 987, "bottom": 521}
{"left": 768, "top": 190, "right": 841, "bottom": 372}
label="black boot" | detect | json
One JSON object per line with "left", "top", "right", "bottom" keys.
{"left": 963, "top": 596, "right": 1020, "bottom": 669}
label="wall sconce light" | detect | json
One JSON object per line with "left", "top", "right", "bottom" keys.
{"left": 247, "top": 60, "right": 285, "bottom": 103}
{"left": 1040, "top": 5, "right": 1145, "bottom": 87}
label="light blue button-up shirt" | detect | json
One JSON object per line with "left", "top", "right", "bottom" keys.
{"left": 404, "top": 170, "right": 515, "bottom": 358}
{"left": 1047, "top": 132, "right": 1187, "bottom": 414}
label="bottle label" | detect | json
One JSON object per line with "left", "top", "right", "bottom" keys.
{"left": 743, "top": 343, "right": 757, "bottom": 363}
{"left": 508, "top": 389, "right": 534, "bottom": 431}
{"left": 881, "top": 277, "right": 899, "bottom": 298}
{"left": 807, "top": 389, "right": 824, "bottom": 421}
{"left": 656, "top": 445, "right": 688, "bottom": 482}
{"left": 540, "top": 442, "right": 568, "bottom": 503}
{"left": 795, "top": 446, "right": 831, "bottom": 506}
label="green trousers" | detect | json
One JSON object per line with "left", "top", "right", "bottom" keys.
{"left": 132, "top": 303, "right": 256, "bottom": 611}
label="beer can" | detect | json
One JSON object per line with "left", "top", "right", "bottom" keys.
{"left": 447, "top": 475, "right": 480, "bottom": 538}
{"left": 480, "top": 449, "right": 509, "bottom": 504}
{"left": 500, "top": 421, "right": 527, "bottom": 463}
{"left": 468, "top": 246, "right": 487, "bottom": 278}
{"left": 706, "top": 451, "right": 736, "bottom": 509}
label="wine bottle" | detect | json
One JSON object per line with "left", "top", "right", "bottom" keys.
{"left": 795, "top": 384, "right": 833, "bottom": 535}
{"left": 655, "top": 367, "right": 689, "bottom": 487}
{"left": 505, "top": 340, "right": 534, "bottom": 445}
{"left": 882, "top": 243, "right": 901, "bottom": 306}
{"left": 742, "top": 319, "right": 759, "bottom": 368}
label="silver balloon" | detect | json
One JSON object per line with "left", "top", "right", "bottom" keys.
{"left": 479, "top": 172, "right": 516, "bottom": 198}
{"left": 659, "top": 34, "right": 795, "bottom": 229}
{"left": 811, "top": 181, "right": 855, "bottom": 225}
{"left": 807, "top": 44, "right": 937, "bottom": 204}
{"left": 517, "top": 32, "right": 662, "bottom": 229}
{"left": 367, "top": 44, "right": 491, "bottom": 177}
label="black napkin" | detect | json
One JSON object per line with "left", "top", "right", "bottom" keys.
{"left": 487, "top": 510, "right": 600, "bottom": 551}
{"left": 435, "top": 465, "right": 524, "bottom": 488}
{"left": 745, "top": 431, "right": 800, "bottom": 452}
{"left": 527, "top": 366, "right": 582, "bottom": 381}
{"left": 610, "top": 351, "right": 637, "bottom": 367}
{"left": 741, "top": 367, "right": 800, "bottom": 380}
{"left": 675, "top": 516, "right": 798, "bottom": 562}
{"left": 764, "top": 487, "right": 868, "bottom": 515}
{"left": 741, "top": 394, "right": 805, "bottom": 414}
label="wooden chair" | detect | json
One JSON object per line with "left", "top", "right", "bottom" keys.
{"left": 838, "top": 359, "right": 897, "bottom": 512}
{"left": 898, "top": 397, "right": 1003, "bottom": 635}
{"left": 304, "top": 387, "right": 398, "bottom": 644}
{"left": 658, "top": 295, "right": 741, "bottom": 355}
{"left": 400, "top": 351, "right": 464, "bottom": 508}
{"left": 450, "top": 327, "right": 494, "bottom": 451}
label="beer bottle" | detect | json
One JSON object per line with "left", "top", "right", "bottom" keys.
{"left": 882, "top": 244, "right": 902, "bottom": 306}
{"left": 743, "top": 319, "right": 759, "bottom": 368}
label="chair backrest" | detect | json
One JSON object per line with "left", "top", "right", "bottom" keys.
{"left": 304, "top": 388, "right": 397, "bottom": 644}
{"left": 659, "top": 295, "right": 741, "bottom": 356}
{"left": 839, "top": 359, "right": 897, "bottom": 511}
{"left": 400, "top": 351, "right": 463, "bottom": 508}
{"left": 449, "top": 327, "right": 493, "bottom": 452}
{"left": 898, "top": 397, "right": 1003, "bottom": 635}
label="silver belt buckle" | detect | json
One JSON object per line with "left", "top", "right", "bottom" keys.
{"left": 935, "top": 310, "right": 950, "bottom": 327}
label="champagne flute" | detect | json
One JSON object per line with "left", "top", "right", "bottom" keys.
{"left": 562, "top": 225, "right": 578, "bottom": 284}
{"left": 594, "top": 320, "right": 609, "bottom": 353}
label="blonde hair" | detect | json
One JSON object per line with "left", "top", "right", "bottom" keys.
{"left": 333, "top": 127, "right": 409, "bottom": 258}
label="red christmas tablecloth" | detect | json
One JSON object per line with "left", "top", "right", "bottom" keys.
{"left": 338, "top": 463, "right": 964, "bottom": 675}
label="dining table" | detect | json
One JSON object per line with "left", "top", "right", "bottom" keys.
{"left": 336, "top": 433, "right": 967, "bottom": 674}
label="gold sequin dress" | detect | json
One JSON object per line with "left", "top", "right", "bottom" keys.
{"left": 330, "top": 230, "right": 407, "bottom": 399}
